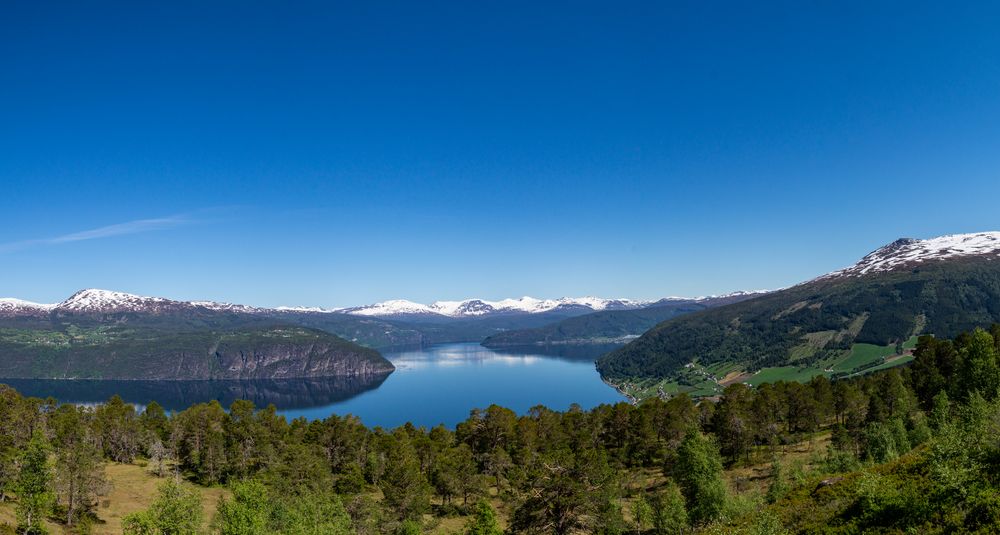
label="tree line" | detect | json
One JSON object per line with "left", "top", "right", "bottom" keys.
{"left": 1, "top": 326, "right": 999, "bottom": 533}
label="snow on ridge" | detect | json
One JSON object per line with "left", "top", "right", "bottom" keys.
{"left": 189, "top": 301, "right": 261, "bottom": 314}
{"left": 57, "top": 288, "right": 173, "bottom": 312}
{"left": 0, "top": 298, "right": 57, "bottom": 315}
{"left": 694, "top": 290, "right": 773, "bottom": 300}
{"left": 821, "top": 231, "right": 1000, "bottom": 279}
{"left": 345, "top": 299, "right": 438, "bottom": 316}
{"left": 344, "top": 295, "right": 658, "bottom": 318}
{"left": 0, "top": 288, "right": 772, "bottom": 319}
{"left": 274, "top": 305, "right": 341, "bottom": 313}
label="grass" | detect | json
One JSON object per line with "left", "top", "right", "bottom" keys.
{"left": 738, "top": 336, "right": 920, "bottom": 388}
{"left": 831, "top": 343, "right": 896, "bottom": 372}
{"left": 847, "top": 354, "right": 915, "bottom": 377}
{"left": 745, "top": 366, "right": 829, "bottom": 385}
{"left": 0, "top": 430, "right": 842, "bottom": 535}
{"left": 0, "top": 462, "right": 227, "bottom": 534}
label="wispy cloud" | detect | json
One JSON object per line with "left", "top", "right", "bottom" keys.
{"left": 0, "top": 214, "right": 193, "bottom": 253}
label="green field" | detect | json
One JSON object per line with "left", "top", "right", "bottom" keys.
{"left": 831, "top": 343, "right": 895, "bottom": 372}
{"left": 745, "top": 365, "right": 829, "bottom": 385}
{"left": 848, "top": 354, "right": 915, "bottom": 376}
{"left": 739, "top": 336, "right": 920, "bottom": 388}
{"left": 617, "top": 336, "right": 922, "bottom": 399}
{"left": 830, "top": 335, "right": 918, "bottom": 372}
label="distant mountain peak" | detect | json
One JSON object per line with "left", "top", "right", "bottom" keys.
{"left": 57, "top": 288, "right": 173, "bottom": 312}
{"left": 0, "top": 298, "right": 56, "bottom": 317}
{"left": 823, "top": 231, "right": 1000, "bottom": 279}
{"left": 342, "top": 296, "right": 662, "bottom": 318}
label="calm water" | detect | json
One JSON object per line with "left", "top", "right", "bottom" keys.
{"left": 3, "top": 343, "right": 625, "bottom": 428}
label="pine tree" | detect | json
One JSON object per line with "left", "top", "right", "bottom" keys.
{"left": 379, "top": 435, "right": 432, "bottom": 521}
{"left": 51, "top": 405, "right": 107, "bottom": 526}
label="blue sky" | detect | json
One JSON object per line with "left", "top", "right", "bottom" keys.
{"left": 2, "top": 1, "right": 999, "bottom": 307}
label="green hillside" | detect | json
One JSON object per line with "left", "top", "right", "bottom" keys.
{"left": 0, "top": 312, "right": 394, "bottom": 380}
{"left": 598, "top": 256, "right": 1000, "bottom": 398}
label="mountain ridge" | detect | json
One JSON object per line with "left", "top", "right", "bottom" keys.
{"left": 597, "top": 231, "right": 1000, "bottom": 398}
{"left": 0, "top": 289, "right": 771, "bottom": 320}
{"left": 481, "top": 292, "right": 769, "bottom": 348}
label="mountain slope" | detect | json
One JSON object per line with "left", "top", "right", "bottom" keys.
{"left": 0, "top": 290, "right": 396, "bottom": 380}
{"left": 480, "top": 293, "right": 767, "bottom": 348}
{"left": 597, "top": 232, "right": 1000, "bottom": 393}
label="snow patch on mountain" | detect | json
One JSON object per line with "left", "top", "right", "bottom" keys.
{"left": 57, "top": 289, "right": 175, "bottom": 312}
{"left": 0, "top": 288, "right": 772, "bottom": 319}
{"left": 0, "top": 298, "right": 57, "bottom": 316}
{"left": 273, "top": 306, "right": 341, "bottom": 313}
{"left": 821, "top": 232, "right": 1000, "bottom": 279}
{"left": 343, "top": 296, "right": 655, "bottom": 318}
{"left": 189, "top": 301, "right": 262, "bottom": 314}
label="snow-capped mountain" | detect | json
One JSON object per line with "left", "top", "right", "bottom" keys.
{"left": 341, "top": 296, "right": 653, "bottom": 318}
{"left": 56, "top": 289, "right": 181, "bottom": 313}
{"left": 0, "top": 289, "right": 770, "bottom": 321}
{"left": 0, "top": 289, "right": 268, "bottom": 316}
{"left": 649, "top": 290, "right": 772, "bottom": 305}
{"left": 822, "top": 232, "right": 1000, "bottom": 279}
{"left": 0, "top": 298, "right": 56, "bottom": 318}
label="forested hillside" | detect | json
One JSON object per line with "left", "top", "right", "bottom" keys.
{"left": 599, "top": 255, "right": 1000, "bottom": 396}
{"left": 0, "top": 312, "right": 394, "bottom": 380}
{"left": 1, "top": 327, "right": 999, "bottom": 533}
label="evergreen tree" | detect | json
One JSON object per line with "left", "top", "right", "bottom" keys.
{"left": 511, "top": 448, "right": 620, "bottom": 534}
{"left": 379, "top": 435, "right": 431, "bottom": 521}
{"left": 765, "top": 459, "right": 788, "bottom": 504}
{"left": 51, "top": 405, "right": 107, "bottom": 526}
{"left": 95, "top": 395, "right": 142, "bottom": 463}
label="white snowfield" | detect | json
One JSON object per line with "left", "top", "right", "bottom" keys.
{"left": 57, "top": 288, "right": 172, "bottom": 312}
{"left": 342, "top": 296, "right": 652, "bottom": 317}
{"left": 0, "top": 297, "right": 57, "bottom": 315}
{"left": 0, "top": 289, "right": 770, "bottom": 319}
{"left": 822, "top": 231, "right": 1000, "bottom": 279}
{"left": 341, "top": 291, "right": 772, "bottom": 318}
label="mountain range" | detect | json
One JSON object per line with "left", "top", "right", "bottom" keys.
{"left": 481, "top": 293, "right": 768, "bottom": 348}
{"left": 597, "top": 231, "right": 1000, "bottom": 398}
{"left": 8, "top": 231, "right": 998, "bottom": 386}
{"left": 0, "top": 288, "right": 755, "bottom": 380}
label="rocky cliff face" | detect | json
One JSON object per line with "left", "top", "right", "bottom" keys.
{"left": 0, "top": 325, "right": 395, "bottom": 381}
{"left": 209, "top": 337, "right": 395, "bottom": 380}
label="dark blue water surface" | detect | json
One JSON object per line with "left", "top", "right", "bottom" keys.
{"left": 4, "top": 343, "right": 625, "bottom": 428}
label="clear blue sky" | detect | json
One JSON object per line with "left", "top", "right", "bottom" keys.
{"left": 2, "top": 2, "right": 999, "bottom": 307}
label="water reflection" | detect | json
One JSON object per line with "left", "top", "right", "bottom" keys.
{"left": 0, "top": 343, "right": 625, "bottom": 428}
{"left": 1, "top": 373, "right": 390, "bottom": 412}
